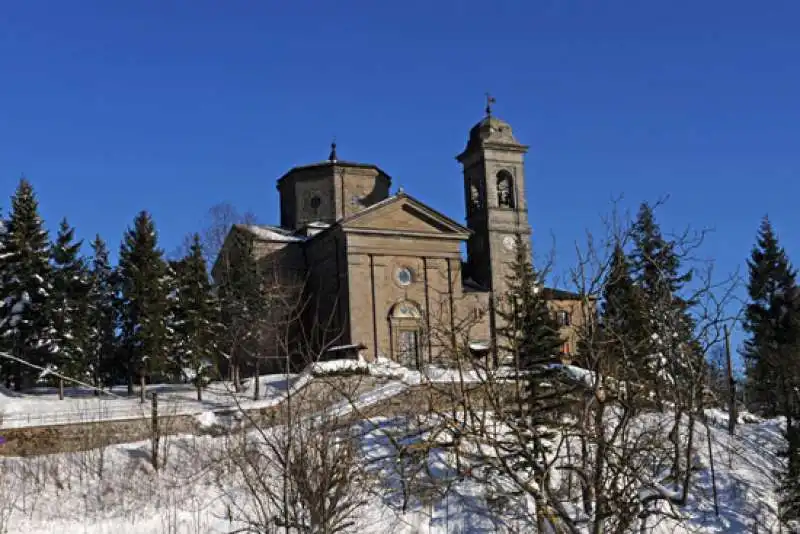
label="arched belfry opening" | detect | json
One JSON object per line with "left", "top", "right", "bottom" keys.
{"left": 496, "top": 170, "right": 515, "bottom": 209}
{"left": 388, "top": 300, "right": 424, "bottom": 368}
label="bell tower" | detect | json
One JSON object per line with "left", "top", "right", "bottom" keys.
{"left": 457, "top": 98, "right": 531, "bottom": 300}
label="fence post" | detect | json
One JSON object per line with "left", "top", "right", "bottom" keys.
{"left": 151, "top": 392, "right": 159, "bottom": 471}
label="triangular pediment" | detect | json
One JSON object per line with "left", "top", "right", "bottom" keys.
{"left": 340, "top": 193, "right": 470, "bottom": 238}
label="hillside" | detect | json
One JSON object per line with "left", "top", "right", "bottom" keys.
{"left": 0, "top": 364, "right": 786, "bottom": 534}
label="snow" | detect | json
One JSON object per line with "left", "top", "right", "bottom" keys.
{"left": 195, "top": 411, "right": 218, "bottom": 429}
{"left": 241, "top": 224, "right": 305, "bottom": 243}
{"left": 0, "top": 357, "right": 538, "bottom": 430}
{"left": 0, "top": 401, "right": 786, "bottom": 533}
{"left": 0, "top": 354, "right": 789, "bottom": 533}
{"left": 468, "top": 340, "right": 490, "bottom": 351}
{"left": 0, "top": 372, "right": 306, "bottom": 429}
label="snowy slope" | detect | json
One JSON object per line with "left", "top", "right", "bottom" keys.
{"left": 0, "top": 393, "right": 785, "bottom": 534}
{"left": 0, "top": 357, "right": 496, "bottom": 429}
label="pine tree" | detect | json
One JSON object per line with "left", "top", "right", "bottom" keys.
{"left": 495, "top": 235, "right": 567, "bottom": 529}
{"left": 629, "top": 203, "right": 696, "bottom": 405}
{"left": 743, "top": 217, "right": 798, "bottom": 416}
{"left": 0, "top": 179, "right": 55, "bottom": 390}
{"left": 50, "top": 218, "right": 90, "bottom": 398}
{"left": 218, "top": 236, "right": 270, "bottom": 391}
{"left": 171, "top": 234, "right": 221, "bottom": 400}
{"left": 600, "top": 242, "right": 645, "bottom": 380}
{"left": 86, "top": 235, "right": 118, "bottom": 393}
{"left": 117, "top": 211, "right": 169, "bottom": 400}
{"left": 497, "top": 235, "right": 564, "bottom": 428}
{"left": 742, "top": 217, "right": 800, "bottom": 524}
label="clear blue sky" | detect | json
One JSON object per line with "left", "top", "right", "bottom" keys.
{"left": 1, "top": 1, "right": 798, "bottom": 360}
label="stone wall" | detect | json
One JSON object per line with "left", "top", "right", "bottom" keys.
{"left": 0, "top": 374, "right": 381, "bottom": 457}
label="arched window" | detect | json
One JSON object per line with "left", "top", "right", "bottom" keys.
{"left": 496, "top": 170, "right": 515, "bottom": 208}
{"left": 388, "top": 301, "right": 423, "bottom": 368}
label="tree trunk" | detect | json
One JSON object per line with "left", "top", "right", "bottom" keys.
{"left": 591, "top": 404, "right": 607, "bottom": 533}
{"left": 13, "top": 359, "right": 22, "bottom": 392}
{"left": 671, "top": 409, "right": 683, "bottom": 489}
{"left": 58, "top": 377, "right": 64, "bottom": 400}
{"left": 679, "top": 411, "right": 696, "bottom": 505}
{"left": 233, "top": 362, "right": 242, "bottom": 393}
{"left": 151, "top": 392, "right": 159, "bottom": 471}
{"left": 253, "top": 359, "right": 261, "bottom": 400}
{"left": 535, "top": 493, "right": 547, "bottom": 533}
{"left": 581, "top": 433, "right": 592, "bottom": 516}
{"left": 140, "top": 373, "right": 146, "bottom": 404}
{"left": 196, "top": 381, "right": 203, "bottom": 402}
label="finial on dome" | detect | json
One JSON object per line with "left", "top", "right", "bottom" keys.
{"left": 485, "top": 92, "right": 496, "bottom": 117}
{"left": 328, "top": 139, "right": 338, "bottom": 162}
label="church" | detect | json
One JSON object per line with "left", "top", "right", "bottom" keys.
{"left": 213, "top": 105, "right": 584, "bottom": 369}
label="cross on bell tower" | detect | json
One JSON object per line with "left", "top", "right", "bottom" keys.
{"left": 485, "top": 93, "right": 496, "bottom": 117}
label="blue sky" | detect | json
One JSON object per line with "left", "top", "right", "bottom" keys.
{"left": 1, "top": 1, "right": 798, "bottom": 358}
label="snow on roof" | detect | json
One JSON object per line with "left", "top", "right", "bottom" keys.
{"left": 326, "top": 343, "right": 366, "bottom": 353}
{"left": 239, "top": 224, "right": 305, "bottom": 243}
{"left": 469, "top": 340, "right": 490, "bottom": 351}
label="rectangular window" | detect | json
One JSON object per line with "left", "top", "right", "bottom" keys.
{"left": 557, "top": 310, "right": 571, "bottom": 327}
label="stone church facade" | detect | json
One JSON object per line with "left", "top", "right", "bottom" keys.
{"left": 213, "top": 109, "right": 584, "bottom": 369}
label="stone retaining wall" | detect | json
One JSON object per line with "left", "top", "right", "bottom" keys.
{"left": 0, "top": 375, "right": 509, "bottom": 457}
{"left": 0, "top": 373, "right": 381, "bottom": 457}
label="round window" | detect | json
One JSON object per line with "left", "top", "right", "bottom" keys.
{"left": 396, "top": 267, "right": 413, "bottom": 286}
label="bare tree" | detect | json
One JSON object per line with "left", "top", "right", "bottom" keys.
{"left": 379, "top": 201, "right": 742, "bottom": 533}
{"left": 212, "top": 360, "right": 372, "bottom": 533}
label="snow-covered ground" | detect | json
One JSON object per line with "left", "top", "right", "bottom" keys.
{"left": 0, "top": 357, "right": 512, "bottom": 429}
{"left": 0, "top": 401, "right": 785, "bottom": 533}
{"left": 0, "top": 373, "right": 305, "bottom": 428}
{"left": 0, "top": 359, "right": 787, "bottom": 533}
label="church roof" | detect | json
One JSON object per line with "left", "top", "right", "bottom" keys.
{"left": 235, "top": 224, "right": 305, "bottom": 243}
{"left": 457, "top": 114, "right": 528, "bottom": 161}
{"left": 276, "top": 159, "right": 391, "bottom": 186}
{"left": 276, "top": 143, "right": 392, "bottom": 185}
{"left": 338, "top": 190, "right": 471, "bottom": 237}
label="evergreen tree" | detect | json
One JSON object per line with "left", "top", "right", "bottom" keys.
{"left": 117, "top": 211, "right": 169, "bottom": 400}
{"left": 600, "top": 242, "right": 645, "bottom": 380}
{"left": 498, "top": 235, "right": 564, "bottom": 371}
{"left": 497, "top": 234, "right": 565, "bottom": 429}
{"left": 743, "top": 217, "right": 798, "bottom": 416}
{"left": 217, "top": 236, "right": 270, "bottom": 390}
{"left": 741, "top": 217, "right": 800, "bottom": 523}
{"left": 50, "top": 218, "right": 90, "bottom": 397}
{"left": 86, "top": 235, "right": 118, "bottom": 392}
{"left": 171, "top": 234, "right": 221, "bottom": 400}
{"left": 0, "top": 179, "right": 55, "bottom": 390}
{"left": 495, "top": 235, "right": 567, "bottom": 527}
{"left": 629, "top": 203, "right": 696, "bottom": 404}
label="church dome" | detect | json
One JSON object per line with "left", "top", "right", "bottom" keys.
{"left": 468, "top": 116, "right": 519, "bottom": 146}
{"left": 458, "top": 115, "right": 524, "bottom": 159}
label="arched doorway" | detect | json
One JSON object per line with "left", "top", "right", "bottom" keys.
{"left": 388, "top": 301, "right": 424, "bottom": 368}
